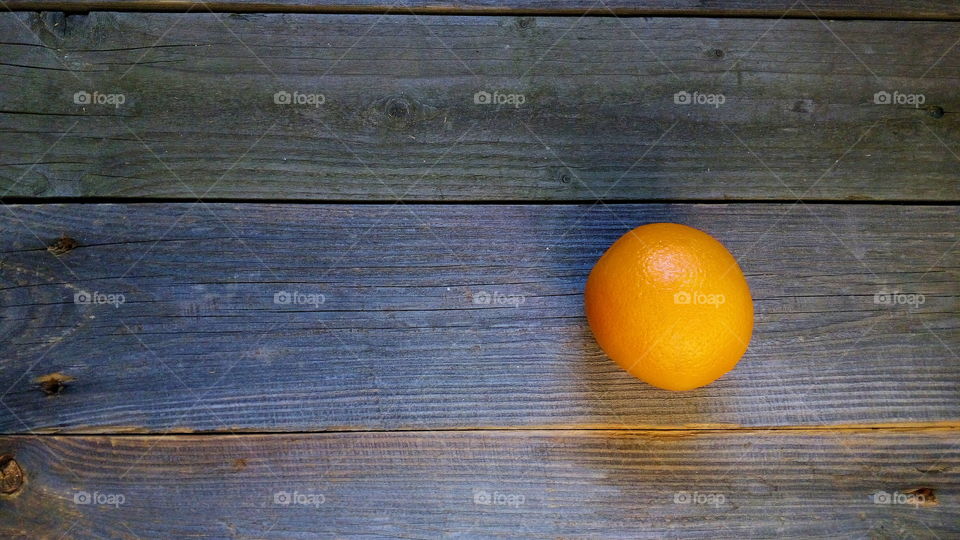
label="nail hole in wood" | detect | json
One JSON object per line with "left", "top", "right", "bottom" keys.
{"left": 386, "top": 98, "right": 410, "bottom": 120}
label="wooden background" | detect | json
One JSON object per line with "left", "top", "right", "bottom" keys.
{"left": 0, "top": 1, "right": 957, "bottom": 538}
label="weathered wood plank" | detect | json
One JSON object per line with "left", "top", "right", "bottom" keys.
{"left": 0, "top": 429, "right": 957, "bottom": 538}
{"left": 0, "top": 203, "right": 956, "bottom": 433}
{"left": 3, "top": 0, "right": 960, "bottom": 19}
{"left": 1, "top": 13, "right": 958, "bottom": 201}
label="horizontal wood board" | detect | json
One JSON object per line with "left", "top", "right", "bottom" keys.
{"left": 0, "top": 203, "right": 956, "bottom": 433}
{"left": 0, "top": 429, "right": 957, "bottom": 538}
{"left": 1, "top": 13, "right": 958, "bottom": 201}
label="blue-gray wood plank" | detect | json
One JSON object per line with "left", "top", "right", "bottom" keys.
{"left": 0, "top": 429, "right": 957, "bottom": 538}
{"left": 0, "top": 12, "right": 958, "bottom": 201}
{"left": 0, "top": 203, "right": 956, "bottom": 433}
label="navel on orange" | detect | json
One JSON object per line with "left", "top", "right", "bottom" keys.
{"left": 584, "top": 223, "right": 753, "bottom": 391}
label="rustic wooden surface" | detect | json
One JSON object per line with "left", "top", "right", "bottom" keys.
{"left": 0, "top": 2, "right": 958, "bottom": 539}
{"left": 1, "top": 12, "right": 958, "bottom": 201}
{"left": 0, "top": 203, "right": 956, "bottom": 434}
{"left": 0, "top": 429, "right": 957, "bottom": 538}
{"left": 3, "top": 0, "right": 960, "bottom": 19}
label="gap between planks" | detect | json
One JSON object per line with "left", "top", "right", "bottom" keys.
{"left": 1, "top": 198, "right": 958, "bottom": 206}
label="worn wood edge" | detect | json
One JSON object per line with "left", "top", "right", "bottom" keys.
{"left": 19, "top": 421, "right": 960, "bottom": 435}
{"left": 1, "top": 1, "right": 959, "bottom": 20}
{"left": 5, "top": 425, "right": 960, "bottom": 438}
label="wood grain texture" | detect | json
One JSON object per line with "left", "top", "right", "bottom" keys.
{"left": 0, "top": 203, "right": 956, "bottom": 433}
{"left": 0, "top": 429, "right": 957, "bottom": 538}
{"left": 1, "top": 13, "right": 958, "bottom": 201}
{"left": 3, "top": 0, "right": 960, "bottom": 19}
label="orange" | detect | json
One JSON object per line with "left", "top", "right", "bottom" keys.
{"left": 584, "top": 223, "right": 753, "bottom": 391}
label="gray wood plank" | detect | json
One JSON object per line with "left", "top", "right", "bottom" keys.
{"left": 3, "top": 0, "right": 960, "bottom": 19}
{"left": 1, "top": 13, "right": 958, "bottom": 201}
{"left": 0, "top": 203, "right": 956, "bottom": 433}
{"left": 0, "top": 429, "right": 957, "bottom": 538}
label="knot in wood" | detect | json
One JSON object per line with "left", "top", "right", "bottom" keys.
{"left": 0, "top": 455, "right": 23, "bottom": 495}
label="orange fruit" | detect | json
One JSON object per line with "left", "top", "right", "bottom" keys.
{"left": 584, "top": 223, "right": 753, "bottom": 391}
